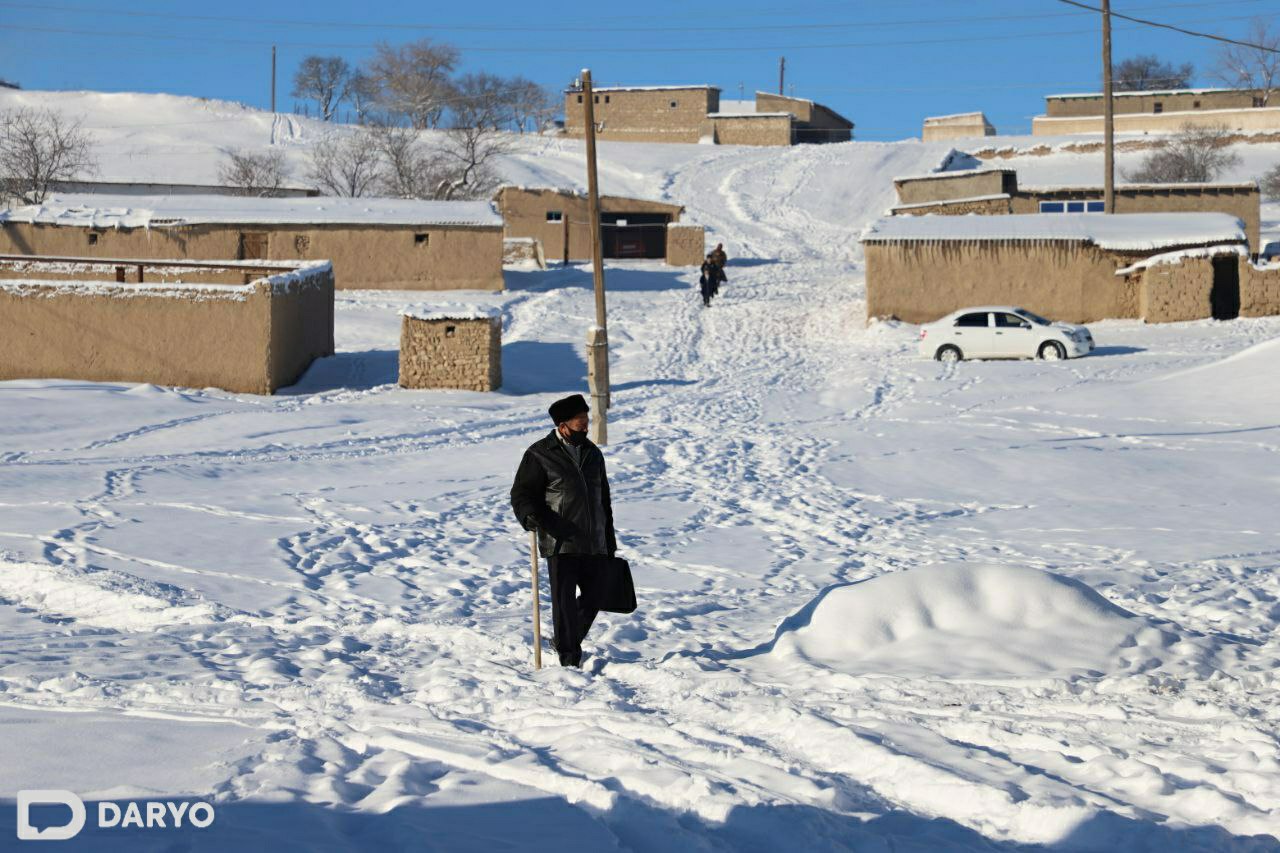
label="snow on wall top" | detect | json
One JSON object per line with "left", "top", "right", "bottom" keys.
{"left": 1046, "top": 86, "right": 1240, "bottom": 99}
{"left": 861, "top": 212, "right": 1247, "bottom": 251}
{"left": 0, "top": 194, "right": 503, "bottom": 229}
{"left": 892, "top": 167, "right": 1014, "bottom": 184}
{"left": 707, "top": 112, "right": 793, "bottom": 119}
{"left": 716, "top": 99, "right": 756, "bottom": 114}
{"left": 576, "top": 85, "right": 719, "bottom": 93}
{"left": 923, "top": 112, "right": 990, "bottom": 124}
{"left": 401, "top": 303, "right": 501, "bottom": 322}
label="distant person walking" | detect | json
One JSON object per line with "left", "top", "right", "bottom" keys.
{"left": 510, "top": 394, "right": 617, "bottom": 667}
{"left": 699, "top": 254, "right": 727, "bottom": 307}
{"left": 710, "top": 243, "right": 728, "bottom": 269}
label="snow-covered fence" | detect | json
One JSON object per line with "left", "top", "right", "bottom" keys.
{"left": 0, "top": 256, "right": 333, "bottom": 393}
{"left": 399, "top": 305, "right": 502, "bottom": 392}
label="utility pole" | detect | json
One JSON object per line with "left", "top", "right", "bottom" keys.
{"left": 580, "top": 69, "right": 610, "bottom": 445}
{"left": 778, "top": 56, "right": 786, "bottom": 95}
{"left": 1102, "top": 0, "right": 1115, "bottom": 213}
{"left": 271, "top": 45, "right": 277, "bottom": 113}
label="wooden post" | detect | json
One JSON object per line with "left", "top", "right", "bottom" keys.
{"left": 114, "top": 266, "right": 125, "bottom": 283}
{"left": 136, "top": 264, "right": 145, "bottom": 283}
{"left": 1102, "top": 0, "right": 1115, "bottom": 213}
{"left": 562, "top": 212, "right": 570, "bottom": 266}
{"left": 530, "top": 530, "right": 542, "bottom": 670}
{"left": 581, "top": 68, "right": 611, "bottom": 442}
{"left": 778, "top": 56, "right": 786, "bottom": 95}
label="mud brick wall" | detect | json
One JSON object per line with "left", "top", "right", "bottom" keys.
{"left": 1240, "top": 260, "right": 1280, "bottom": 317}
{"left": 666, "top": 225, "right": 706, "bottom": 266}
{"left": 895, "top": 197, "right": 1012, "bottom": 216}
{"left": 399, "top": 316, "right": 501, "bottom": 391}
{"left": 1137, "top": 259, "right": 1215, "bottom": 323}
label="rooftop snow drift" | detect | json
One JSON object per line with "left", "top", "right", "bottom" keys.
{"left": 861, "top": 212, "right": 1246, "bottom": 251}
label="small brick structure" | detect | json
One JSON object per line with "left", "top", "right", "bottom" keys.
{"left": 399, "top": 305, "right": 502, "bottom": 391}
{"left": 666, "top": 224, "right": 707, "bottom": 266}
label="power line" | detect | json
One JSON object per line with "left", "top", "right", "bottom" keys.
{"left": 0, "top": 0, "right": 1266, "bottom": 34}
{"left": 1054, "top": 0, "right": 1280, "bottom": 52}
{"left": 0, "top": 12, "right": 1269, "bottom": 54}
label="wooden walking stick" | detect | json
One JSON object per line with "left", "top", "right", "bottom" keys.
{"left": 530, "top": 530, "right": 543, "bottom": 669}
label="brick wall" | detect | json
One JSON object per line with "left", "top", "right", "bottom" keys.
{"left": 666, "top": 225, "right": 706, "bottom": 266}
{"left": 399, "top": 316, "right": 501, "bottom": 391}
{"left": 1136, "top": 258, "right": 1215, "bottom": 322}
{"left": 1241, "top": 260, "right": 1280, "bottom": 317}
{"left": 712, "top": 115, "right": 793, "bottom": 146}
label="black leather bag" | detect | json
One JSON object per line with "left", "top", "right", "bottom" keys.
{"left": 591, "top": 556, "right": 637, "bottom": 614}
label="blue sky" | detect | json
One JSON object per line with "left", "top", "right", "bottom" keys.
{"left": 2, "top": 0, "right": 1277, "bottom": 140}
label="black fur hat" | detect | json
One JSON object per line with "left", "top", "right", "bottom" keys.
{"left": 548, "top": 394, "right": 590, "bottom": 424}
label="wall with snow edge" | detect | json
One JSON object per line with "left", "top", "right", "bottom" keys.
{"left": 1241, "top": 259, "right": 1280, "bottom": 317}
{"left": 0, "top": 219, "right": 504, "bottom": 292}
{"left": 399, "top": 315, "right": 501, "bottom": 392}
{"left": 0, "top": 259, "right": 333, "bottom": 393}
{"left": 1032, "top": 106, "right": 1280, "bottom": 137}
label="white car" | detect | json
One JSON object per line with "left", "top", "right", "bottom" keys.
{"left": 918, "top": 307, "right": 1095, "bottom": 362}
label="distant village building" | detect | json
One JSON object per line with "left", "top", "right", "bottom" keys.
{"left": 0, "top": 255, "right": 333, "bottom": 393}
{"left": 890, "top": 168, "right": 1262, "bottom": 253}
{"left": 859, "top": 212, "right": 1280, "bottom": 325}
{"left": 922, "top": 112, "right": 997, "bottom": 142}
{"left": 36, "top": 179, "right": 320, "bottom": 198}
{"left": 0, "top": 194, "right": 505, "bottom": 291}
{"left": 563, "top": 86, "right": 853, "bottom": 146}
{"left": 494, "top": 186, "right": 705, "bottom": 266}
{"left": 1032, "top": 87, "right": 1280, "bottom": 135}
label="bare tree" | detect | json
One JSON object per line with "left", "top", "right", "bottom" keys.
{"left": 0, "top": 108, "right": 97, "bottom": 203}
{"left": 347, "top": 68, "right": 381, "bottom": 125}
{"left": 1260, "top": 163, "right": 1280, "bottom": 199}
{"left": 1213, "top": 17, "right": 1280, "bottom": 105}
{"left": 434, "top": 124, "right": 512, "bottom": 200}
{"left": 367, "top": 39, "right": 460, "bottom": 129}
{"left": 369, "top": 123, "right": 438, "bottom": 198}
{"left": 507, "top": 77, "right": 557, "bottom": 133}
{"left": 292, "top": 55, "right": 351, "bottom": 122}
{"left": 1125, "top": 123, "right": 1242, "bottom": 183}
{"left": 451, "top": 72, "right": 509, "bottom": 131}
{"left": 217, "top": 148, "right": 292, "bottom": 196}
{"left": 1113, "top": 55, "right": 1194, "bottom": 91}
{"left": 307, "top": 132, "right": 382, "bottom": 197}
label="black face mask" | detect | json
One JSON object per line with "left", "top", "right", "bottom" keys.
{"left": 565, "top": 427, "right": 588, "bottom": 446}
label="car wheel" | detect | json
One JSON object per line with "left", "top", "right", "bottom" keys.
{"left": 1038, "top": 341, "right": 1065, "bottom": 361}
{"left": 936, "top": 345, "right": 962, "bottom": 362}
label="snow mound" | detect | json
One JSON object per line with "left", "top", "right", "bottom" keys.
{"left": 773, "top": 564, "right": 1152, "bottom": 679}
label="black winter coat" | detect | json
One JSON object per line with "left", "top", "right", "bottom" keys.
{"left": 511, "top": 430, "right": 616, "bottom": 558}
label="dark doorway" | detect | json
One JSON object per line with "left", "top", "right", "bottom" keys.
{"left": 1211, "top": 256, "right": 1240, "bottom": 320}
{"left": 601, "top": 212, "right": 669, "bottom": 259}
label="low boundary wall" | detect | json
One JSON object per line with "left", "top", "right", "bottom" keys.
{"left": 399, "top": 307, "right": 502, "bottom": 391}
{"left": 0, "top": 256, "right": 334, "bottom": 394}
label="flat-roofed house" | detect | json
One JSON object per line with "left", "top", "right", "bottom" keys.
{"left": 922, "top": 112, "right": 997, "bottom": 142}
{"left": 0, "top": 194, "right": 505, "bottom": 291}
{"left": 1032, "top": 87, "right": 1280, "bottom": 135}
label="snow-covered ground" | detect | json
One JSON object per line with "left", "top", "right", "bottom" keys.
{"left": 1, "top": 91, "right": 1279, "bottom": 851}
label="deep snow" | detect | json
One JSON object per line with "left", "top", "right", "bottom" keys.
{"left": 0, "top": 90, "right": 1278, "bottom": 852}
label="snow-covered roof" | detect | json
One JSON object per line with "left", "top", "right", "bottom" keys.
{"left": 1022, "top": 181, "right": 1258, "bottom": 193}
{"left": 923, "top": 112, "right": 991, "bottom": 124}
{"left": 575, "top": 85, "right": 719, "bottom": 94}
{"left": 0, "top": 194, "right": 503, "bottom": 229}
{"left": 707, "top": 112, "right": 793, "bottom": 119}
{"left": 1046, "top": 86, "right": 1240, "bottom": 100}
{"left": 892, "top": 168, "right": 1014, "bottom": 184}
{"left": 756, "top": 90, "right": 814, "bottom": 107}
{"left": 401, "top": 303, "right": 501, "bottom": 322}
{"left": 717, "top": 99, "right": 756, "bottom": 114}
{"left": 890, "top": 194, "right": 1011, "bottom": 211}
{"left": 1114, "top": 244, "right": 1248, "bottom": 276}
{"left": 860, "top": 212, "right": 1247, "bottom": 251}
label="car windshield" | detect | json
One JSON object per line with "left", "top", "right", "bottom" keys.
{"left": 1013, "top": 309, "right": 1052, "bottom": 326}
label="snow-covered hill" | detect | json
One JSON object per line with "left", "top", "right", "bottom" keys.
{"left": 1, "top": 90, "right": 1278, "bottom": 852}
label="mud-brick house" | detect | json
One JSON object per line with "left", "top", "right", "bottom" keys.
{"left": 1032, "top": 87, "right": 1280, "bottom": 136}
{"left": 0, "top": 194, "right": 505, "bottom": 291}
{"left": 890, "top": 169, "right": 1263, "bottom": 254}
{"left": 563, "top": 86, "right": 853, "bottom": 146}
{"left": 494, "top": 186, "right": 705, "bottom": 266}
{"left": 859, "top": 212, "right": 1276, "bottom": 324}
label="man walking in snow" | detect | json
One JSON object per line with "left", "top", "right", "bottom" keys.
{"left": 510, "top": 394, "right": 617, "bottom": 667}
{"left": 710, "top": 242, "right": 728, "bottom": 269}
{"left": 699, "top": 254, "right": 727, "bottom": 307}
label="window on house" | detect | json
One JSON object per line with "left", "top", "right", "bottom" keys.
{"left": 87, "top": 232, "right": 99, "bottom": 245}
{"left": 1066, "top": 201, "right": 1086, "bottom": 213}
{"left": 1086, "top": 201, "right": 1105, "bottom": 212}
{"left": 1194, "top": 100, "right": 1201, "bottom": 109}
{"left": 670, "top": 100, "right": 678, "bottom": 108}
{"left": 414, "top": 233, "right": 430, "bottom": 247}
{"left": 604, "top": 95, "right": 610, "bottom": 104}
{"left": 1039, "top": 201, "right": 1066, "bottom": 213}
{"left": 593, "top": 95, "right": 599, "bottom": 103}
{"left": 1153, "top": 102, "right": 1163, "bottom": 113}
{"left": 445, "top": 325, "right": 456, "bottom": 337}
{"left": 577, "top": 94, "right": 583, "bottom": 103}
{"left": 1254, "top": 96, "right": 1265, "bottom": 107}
{"left": 546, "top": 211, "right": 563, "bottom": 222}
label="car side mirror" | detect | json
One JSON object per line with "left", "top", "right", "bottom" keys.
{"left": 1020, "top": 322, "right": 1032, "bottom": 329}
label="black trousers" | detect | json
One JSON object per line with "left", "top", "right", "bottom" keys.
{"left": 547, "top": 555, "right": 600, "bottom": 666}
